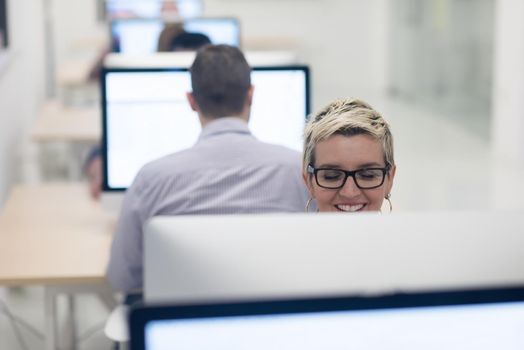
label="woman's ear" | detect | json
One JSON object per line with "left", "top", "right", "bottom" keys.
{"left": 385, "top": 164, "right": 396, "bottom": 195}
{"left": 303, "top": 171, "right": 315, "bottom": 197}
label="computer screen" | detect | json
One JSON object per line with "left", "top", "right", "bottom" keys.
{"left": 111, "top": 17, "right": 240, "bottom": 54}
{"left": 0, "top": 0, "right": 7, "bottom": 48}
{"left": 106, "top": 0, "right": 203, "bottom": 20}
{"left": 130, "top": 287, "right": 524, "bottom": 350}
{"left": 183, "top": 18, "right": 240, "bottom": 47}
{"left": 101, "top": 66, "right": 310, "bottom": 191}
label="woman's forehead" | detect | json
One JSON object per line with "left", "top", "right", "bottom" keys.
{"left": 314, "top": 134, "right": 385, "bottom": 166}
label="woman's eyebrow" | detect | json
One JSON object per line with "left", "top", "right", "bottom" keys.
{"left": 316, "top": 163, "right": 342, "bottom": 169}
{"left": 358, "top": 162, "right": 384, "bottom": 168}
{"left": 317, "top": 162, "right": 384, "bottom": 169}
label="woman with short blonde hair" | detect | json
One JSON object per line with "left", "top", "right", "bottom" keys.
{"left": 303, "top": 98, "right": 396, "bottom": 213}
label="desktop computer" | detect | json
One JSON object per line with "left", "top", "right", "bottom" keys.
{"left": 144, "top": 212, "right": 524, "bottom": 303}
{"left": 100, "top": 65, "right": 310, "bottom": 210}
{"left": 131, "top": 286, "right": 524, "bottom": 350}
{"left": 110, "top": 17, "right": 240, "bottom": 54}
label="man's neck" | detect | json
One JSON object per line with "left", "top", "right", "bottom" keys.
{"left": 199, "top": 114, "right": 249, "bottom": 128}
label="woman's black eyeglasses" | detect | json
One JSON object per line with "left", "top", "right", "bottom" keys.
{"left": 307, "top": 164, "right": 390, "bottom": 190}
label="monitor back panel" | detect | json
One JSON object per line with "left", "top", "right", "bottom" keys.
{"left": 144, "top": 211, "right": 524, "bottom": 303}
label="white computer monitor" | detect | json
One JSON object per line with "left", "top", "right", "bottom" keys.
{"left": 183, "top": 18, "right": 240, "bottom": 48}
{"left": 106, "top": 0, "right": 203, "bottom": 20}
{"left": 101, "top": 66, "right": 310, "bottom": 192}
{"left": 143, "top": 211, "right": 524, "bottom": 303}
{"left": 130, "top": 287, "right": 524, "bottom": 350}
{"left": 110, "top": 17, "right": 240, "bottom": 54}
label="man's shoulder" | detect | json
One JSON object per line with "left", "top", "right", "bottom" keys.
{"left": 252, "top": 141, "right": 302, "bottom": 164}
{"left": 135, "top": 148, "right": 196, "bottom": 181}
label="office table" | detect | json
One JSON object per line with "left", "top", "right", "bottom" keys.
{"left": 56, "top": 59, "right": 97, "bottom": 88}
{"left": 31, "top": 100, "right": 100, "bottom": 143}
{"left": 31, "top": 100, "right": 101, "bottom": 180}
{"left": 0, "top": 183, "right": 116, "bottom": 349}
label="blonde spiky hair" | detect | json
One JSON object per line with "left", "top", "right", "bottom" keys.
{"left": 303, "top": 98, "right": 394, "bottom": 173}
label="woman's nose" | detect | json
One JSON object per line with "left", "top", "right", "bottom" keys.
{"left": 338, "top": 176, "right": 361, "bottom": 197}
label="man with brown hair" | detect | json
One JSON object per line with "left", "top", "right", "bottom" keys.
{"left": 107, "top": 45, "right": 308, "bottom": 292}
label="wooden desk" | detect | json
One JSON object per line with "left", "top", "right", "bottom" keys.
{"left": 56, "top": 59, "right": 95, "bottom": 87}
{"left": 0, "top": 183, "right": 116, "bottom": 349}
{"left": 31, "top": 100, "right": 100, "bottom": 143}
{"left": 0, "top": 182, "right": 114, "bottom": 285}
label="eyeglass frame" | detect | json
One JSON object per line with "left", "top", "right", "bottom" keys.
{"left": 307, "top": 164, "right": 391, "bottom": 190}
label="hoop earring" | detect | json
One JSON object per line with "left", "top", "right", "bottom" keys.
{"left": 385, "top": 193, "right": 392, "bottom": 213}
{"left": 305, "top": 198, "right": 315, "bottom": 212}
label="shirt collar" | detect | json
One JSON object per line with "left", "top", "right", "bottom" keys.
{"left": 198, "top": 117, "right": 252, "bottom": 141}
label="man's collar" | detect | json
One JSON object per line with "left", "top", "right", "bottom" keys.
{"left": 198, "top": 117, "right": 251, "bottom": 140}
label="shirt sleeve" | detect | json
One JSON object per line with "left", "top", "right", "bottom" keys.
{"left": 106, "top": 178, "right": 150, "bottom": 292}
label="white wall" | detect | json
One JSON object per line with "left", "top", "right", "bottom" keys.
{"left": 51, "top": 0, "right": 107, "bottom": 67}
{"left": 388, "top": 0, "right": 494, "bottom": 120}
{"left": 0, "top": 0, "right": 46, "bottom": 206}
{"left": 204, "top": 0, "right": 390, "bottom": 111}
{"left": 491, "top": 0, "right": 524, "bottom": 163}
{"left": 49, "top": 0, "right": 390, "bottom": 113}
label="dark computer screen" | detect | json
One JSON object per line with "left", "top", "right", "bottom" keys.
{"left": 0, "top": 0, "right": 8, "bottom": 48}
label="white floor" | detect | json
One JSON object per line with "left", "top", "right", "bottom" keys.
{"left": 1, "top": 97, "right": 524, "bottom": 349}
{"left": 0, "top": 287, "right": 113, "bottom": 349}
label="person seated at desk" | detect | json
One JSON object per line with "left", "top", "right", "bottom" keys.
{"left": 85, "top": 31, "right": 211, "bottom": 200}
{"left": 157, "top": 22, "right": 182, "bottom": 51}
{"left": 167, "top": 31, "right": 212, "bottom": 51}
{"left": 302, "top": 98, "right": 396, "bottom": 213}
{"left": 106, "top": 45, "right": 308, "bottom": 293}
